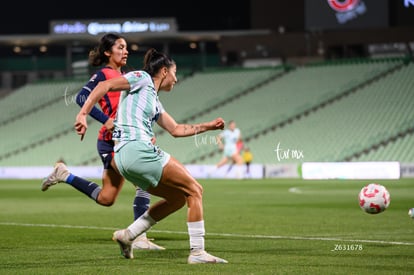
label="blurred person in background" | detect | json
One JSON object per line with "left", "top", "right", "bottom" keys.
{"left": 242, "top": 146, "right": 253, "bottom": 178}
{"left": 213, "top": 120, "right": 244, "bottom": 179}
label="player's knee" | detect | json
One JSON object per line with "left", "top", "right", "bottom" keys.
{"left": 189, "top": 181, "right": 203, "bottom": 199}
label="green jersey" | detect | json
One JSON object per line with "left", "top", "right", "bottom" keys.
{"left": 113, "top": 70, "right": 165, "bottom": 146}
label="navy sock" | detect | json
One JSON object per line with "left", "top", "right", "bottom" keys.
{"left": 133, "top": 188, "right": 150, "bottom": 220}
{"left": 66, "top": 174, "right": 101, "bottom": 201}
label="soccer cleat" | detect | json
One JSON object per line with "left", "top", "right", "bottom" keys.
{"left": 41, "top": 162, "right": 70, "bottom": 191}
{"left": 187, "top": 250, "right": 228, "bottom": 264}
{"left": 112, "top": 229, "right": 134, "bottom": 259}
{"left": 132, "top": 235, "right": 166, "bottom": 250}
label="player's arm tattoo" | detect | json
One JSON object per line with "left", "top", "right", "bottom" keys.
{"left": 183, "top": 124, "right": 201, "bottom": 135}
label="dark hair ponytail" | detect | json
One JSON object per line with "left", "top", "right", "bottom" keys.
{"left": 142, "top": 48, "right": 175, "bottom": 76}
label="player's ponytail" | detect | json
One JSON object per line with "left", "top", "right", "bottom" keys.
{"left": 143, "top": 48, "right": 175, "bottom": 77}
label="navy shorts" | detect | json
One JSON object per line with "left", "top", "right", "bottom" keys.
{"left": 97, "top": 139, "right": 115, "bottom": 169}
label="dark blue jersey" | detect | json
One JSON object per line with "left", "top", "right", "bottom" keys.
{"left": 76, "top": 67, "right": 122, "bottom": 141}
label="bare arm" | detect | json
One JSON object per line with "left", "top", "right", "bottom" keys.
{"left": 157, "top": 111, "right": 225, "bottom": 137}
{"left": 74, "top": 76, "right": 130, "bottom": 139}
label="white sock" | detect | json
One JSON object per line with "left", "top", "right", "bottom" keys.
{"left": 188, "top": 220, "right": 205, "bottom": 252}
{"left": 138, "top": 232, "right": 147, "bottom": 239}
{"left": 127, "top": 211, "right": 156, "bottom": 240}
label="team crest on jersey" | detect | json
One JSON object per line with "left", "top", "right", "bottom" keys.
{"left": 133, "top": 71, "right": 142, "bottom": 78}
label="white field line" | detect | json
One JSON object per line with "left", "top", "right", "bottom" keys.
{"left": 1, "top": 221, "right": 414, "bottom": 246}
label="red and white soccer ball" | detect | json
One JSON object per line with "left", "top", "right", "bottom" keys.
{"left": 358, "top": 183, "right": 390, "bottom": 214}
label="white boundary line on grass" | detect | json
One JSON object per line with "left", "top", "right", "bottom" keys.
{"left": 1, "top": 221, "right": 414, "bottom": 246}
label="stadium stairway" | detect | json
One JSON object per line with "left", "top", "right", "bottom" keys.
{"left": 243, "top": 59, "right": 414, "bottom": 164}
{"left": 0, "top": 79, "right": 85, "bottom": 127}
{"left": 0, "top": 79, "right": 99, "bottom": 166}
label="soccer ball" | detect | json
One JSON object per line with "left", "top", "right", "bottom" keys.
{"left": 408, "top": 208, "right": 414, "bottom": 219}
{"left": 358, "top": 183, "right": 390, "bottom": 214}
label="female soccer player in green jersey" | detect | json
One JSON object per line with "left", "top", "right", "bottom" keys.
{"left": 75, "top": 48, "right": 228, "bottom": 264}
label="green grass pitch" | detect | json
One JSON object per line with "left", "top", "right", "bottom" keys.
{"left": 0, "top": 178, "right": 413, "bottom": 274}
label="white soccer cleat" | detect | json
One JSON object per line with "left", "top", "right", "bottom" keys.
{"left": 112, "top": 229, "right": 134, "bottom": 259}
{"left": 187, "top": 250, "right": 228, "bottom": 264}
{"left": 132, "top": 235, "right": 166, "bottom": 250}
{"left": 41, "top": 162, "right": 70, "bottom": 191}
